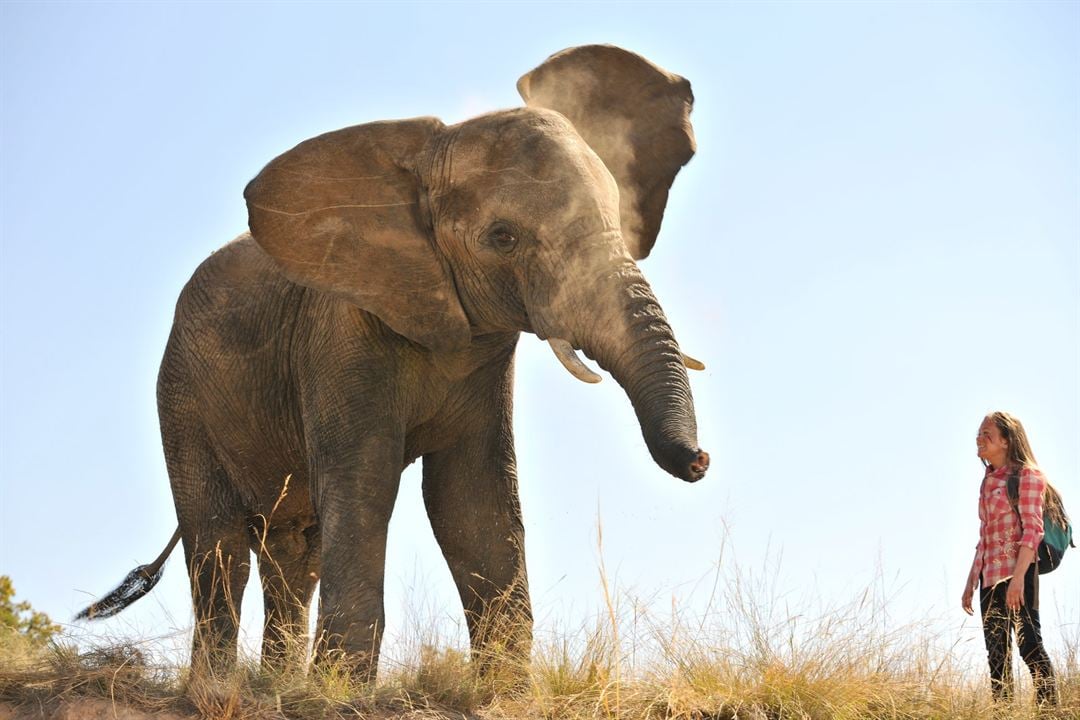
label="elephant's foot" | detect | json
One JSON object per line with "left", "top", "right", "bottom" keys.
{"left": 312, "top": 646, "right": 379, "bottom": 687}
{"left": 312, "top": 623, "right": 382, "bottom": 686}
{"left": 189, "top": 629, "right": 240, "bottom": 681}
{"left": 466, "top": 595, "right": 533, "bottom": 697}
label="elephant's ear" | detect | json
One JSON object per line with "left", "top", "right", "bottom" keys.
{"left": 244, "top": 117, "right": 471, "bottom": 353}
{"left": 517, "top": 45, "right": 695, "bottom": 260}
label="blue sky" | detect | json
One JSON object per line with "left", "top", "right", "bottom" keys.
{"left": 2, "top": 2, "right": 1077, "bottom": 670}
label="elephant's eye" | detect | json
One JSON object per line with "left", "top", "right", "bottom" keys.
{"left": 486, "top": 224, "right": 519, "bottom": 254}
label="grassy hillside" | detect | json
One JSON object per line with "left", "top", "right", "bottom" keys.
{"left": 2, "top": 571, "right": 1076, "bottom": 719}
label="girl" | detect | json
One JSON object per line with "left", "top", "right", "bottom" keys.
{"left": 961, "top": 411, "right": 1060, "bottom": 705}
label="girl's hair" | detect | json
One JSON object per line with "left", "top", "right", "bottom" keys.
{"left": 986, "top": 410, "right": 1069, "bottom": 528}
{"left": 987, "top": 411, "right": 1038, "bottom": 469}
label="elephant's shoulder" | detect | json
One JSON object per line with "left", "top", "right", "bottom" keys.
{"left": 201, "top": 233, "right": 281, "bottom": 277}
{"left": 186, "top": 234, "right": 291, "bottom": 291}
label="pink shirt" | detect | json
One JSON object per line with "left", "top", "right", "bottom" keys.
{"left": 975, "top": 465, "right": 1046, "bottom": 588}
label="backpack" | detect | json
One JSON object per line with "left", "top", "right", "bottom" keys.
{"left": 1007, "top": 470, "right": 1074, "bottom": 574}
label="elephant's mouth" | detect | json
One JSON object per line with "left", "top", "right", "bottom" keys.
{"left": 521, "top": 307, "right": 536, "bottom": 337}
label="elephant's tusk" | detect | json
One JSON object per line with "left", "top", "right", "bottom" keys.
{"left": 548, "top": 338, "right": 602, "bottom": 384}
{"left": 681, "top": 352, "right": 706, "bottom": 371}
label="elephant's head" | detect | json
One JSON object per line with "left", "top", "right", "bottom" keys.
{"left": 244, "top": 45, "right": 708, "bottom": 482}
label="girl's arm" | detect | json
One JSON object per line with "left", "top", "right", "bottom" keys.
{"left": 1006, "top": 545, "right": 1036, "bottom": 610}
{"left": 962, "top": 547, "right": 980, "bottom": 615}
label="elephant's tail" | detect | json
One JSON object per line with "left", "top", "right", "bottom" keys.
{"left": 75, "top": 527, "right": 181, "bottom": 620}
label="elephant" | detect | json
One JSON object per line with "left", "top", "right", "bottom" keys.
{"left": 78, "top": 44, "right": 709, "bottom": 682}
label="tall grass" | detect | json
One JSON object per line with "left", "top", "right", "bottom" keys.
{"left": 2, "top": 543, "right": 1076, "bottom": 719}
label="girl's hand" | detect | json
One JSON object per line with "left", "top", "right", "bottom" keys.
{"left": 962, "top": 585, "right": 975, "bottom": 615}
{"left": 1006, "top": 576, "right": 1025, "bottom": 611}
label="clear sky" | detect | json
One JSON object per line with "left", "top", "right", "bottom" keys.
{"left": 1, "top": 1, "right": 1077, "bottom": 672}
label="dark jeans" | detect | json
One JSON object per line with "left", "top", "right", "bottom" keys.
{"left": 980, "top": 564, "right": 1057, "bottom": 705}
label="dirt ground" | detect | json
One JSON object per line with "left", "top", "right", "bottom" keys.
{"left": 0, "top": 698, "right": 479, "bottom": 720}
{"left": 0, "top": 698, "right": 196, "bottom": 720}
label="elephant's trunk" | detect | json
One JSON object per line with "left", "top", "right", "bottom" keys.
{"left": 546, "top": 257, "right": 708, "bottom": 483}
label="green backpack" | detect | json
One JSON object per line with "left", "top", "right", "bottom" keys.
{"left": 1007, "top": 470, "right": 1074, "bottom": 574}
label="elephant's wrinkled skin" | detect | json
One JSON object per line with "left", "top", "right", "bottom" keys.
{"left": 80, "top": 45, "right": 709, "bottom": 681}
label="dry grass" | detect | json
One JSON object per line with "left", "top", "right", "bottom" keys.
{"left": 3, "top": 551, "right": 1077, "bottom": 719}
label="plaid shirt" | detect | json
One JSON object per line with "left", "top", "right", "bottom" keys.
{"left": 975, "top": 465, "right": 1046, "bottom": 588}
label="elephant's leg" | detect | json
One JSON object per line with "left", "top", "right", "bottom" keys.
{"left": 309, "top": 433, "right": 404, "bottom": 682}
{"left": 160, "top": 355, "right": 252, "bottom": 674}
{"left": 165, "top": 442, "right": 250, "bottom": 674}
{"left": 254, "top": 522, "right": 320, "bottom": 671}
{"left": 422, "top": 413, "right": 531, "bottom": 679}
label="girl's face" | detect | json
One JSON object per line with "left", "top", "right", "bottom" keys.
{"left": 976, "top": 417, "right": 1009, "bottom": 468}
